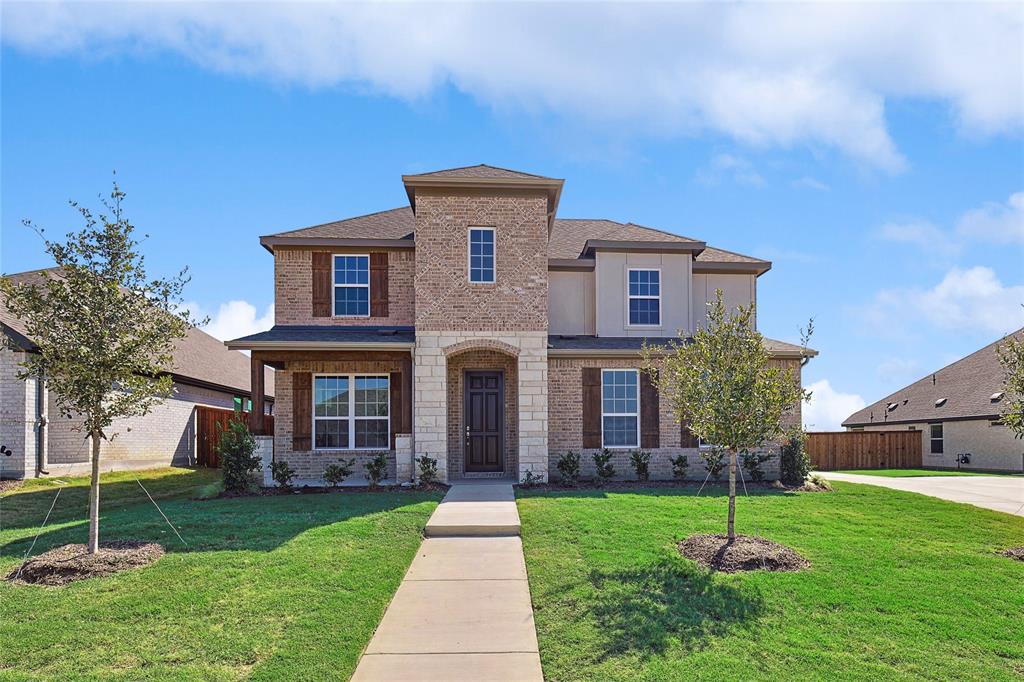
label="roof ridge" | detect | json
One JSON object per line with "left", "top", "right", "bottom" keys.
{"left": 701, "top": 244, "right": 769, "bottom": 262}
{"left": 265, "top": 206, "right": 411, "bottom": 238}
{"left": 624, "top": 221, "right": 703, "bottom": 243}
{"left": 409, "top": 163, "right": 552, "bottom": 179}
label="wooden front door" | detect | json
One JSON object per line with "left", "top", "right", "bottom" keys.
{"left": 464, "top": 371, "right": 504, "bottom": 473}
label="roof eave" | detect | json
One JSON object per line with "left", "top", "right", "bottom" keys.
{"left": 580, "top": 239, "right": 707, "bottom": 258}
{"left": 548, "top": 258, "right": 595, "bottom": 271}
{"left": 693, "top": 261, "right": 772, "bottom": 276}
{"left": 259, "top": 236, "right": 415, "bottom": 253}
{"left": 224, "top": 340, "right": 416, "bottom": 352}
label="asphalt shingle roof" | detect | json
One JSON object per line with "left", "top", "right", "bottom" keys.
{"left": 405, "top": 164, "right": 556, "bottom": 180}
{"left": 228, "top": 325, "right": 415, "bottom": 346}
{"left": 547, "top": 334, "right": 810, "bottom": 356}
{"left": 1, "top": 269, "right": 273, "bottom": 398}
{"left": 843, "top": 328, "right": 1023, "bottom": 427}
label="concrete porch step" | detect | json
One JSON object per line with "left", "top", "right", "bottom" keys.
{"left": 423, "top": 483, "right": 521, "bottom": 537}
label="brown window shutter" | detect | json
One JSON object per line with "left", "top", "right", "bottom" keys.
{"left": 389, "top": 370, "right": 401, "bottom": 449}
{"left": 370, "top": 252, "right": 389, "bottom": 318}
{"left": 312, "top": 252, "right": 332, "bottom": 318}
{"left": 292, "top": 371, "right": 312, "bottom": 451}
{"left": 640, "top": 370, "right": 659, "bottom": 448}
{"left": 680, "top": 419, "right": 699, "bottom": 448}
{"left": 582, "top": 367, "right": 602, "bottom": 448}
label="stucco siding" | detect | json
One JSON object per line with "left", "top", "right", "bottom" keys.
{"left": 595, "top": 251, "right": 692, "bottom": 337}
{"left": 692, "top": 272, "right": 756, "bottom": 330}
{"left": 549, "top": 270, "right": 595, "bottom": 335}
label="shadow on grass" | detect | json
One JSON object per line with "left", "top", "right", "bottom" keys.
{"left": 587, "top": 557, "right": 763, "bottom": 659}
{"left": 1, "top": 472, "right": 443, "bottom": 561}
{"left": 518, "top": 482, "right": 792, "bottom": 501}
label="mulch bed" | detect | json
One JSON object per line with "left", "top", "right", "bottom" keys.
{"left": 1000, "top": 546, "right": 1024, "bottom": 562}
{"left": 214, "top": 482, "right": 449, "bottom": 499}
{"left": 679, "top": 534, "right": 810, "bottom": 573}
{"left": 520, "top": 479, "right": 779, "bottom": 492}
{"left": 8, "top": 541, "right": 165, "bottom": 586}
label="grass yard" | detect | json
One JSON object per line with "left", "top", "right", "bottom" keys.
{"left": 517, "top": 482, "right": 1024, "bottom": 681}
{"left": 835, "top": 468, "right": 1023, "bottom": 478}
{"left": 1, "top": 467, "right": 442, "bottom": 681}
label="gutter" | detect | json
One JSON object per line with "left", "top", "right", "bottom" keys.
{"left": 36, "top": 370, "right": 49, "bottom": 476}
{"left": 224, "top": 340, "right": 417, "bottom": 352}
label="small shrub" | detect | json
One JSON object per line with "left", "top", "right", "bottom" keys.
{"left": 417, "top": 456, "right": 439, "bottom": 486}
{"left": 365, "top": 453, "right": 389, "bottom": 488}
{"left": 806, "top": 473, "right": 833, "bottom": 491}
{"left": 270, "top": 460, "right": 296, "bottom": 489}
{"left": 780, "top": 433, "right": 811, "bottom": 486}
{"left": 741, "top": 450, "right": 771, "bottom": 482}
{"left": 592, "top": 449, "right": 615, "bottom": 484}
{"left": 629, "top": 449, "right": 651, "bottom": 481}
{"left": 701, "top": 448, "right": 726, "bottom": 480}
{"left": 323, "top": 459, "right": 356, "bottom": 487}
{"left": 521, "top": 469, "right": 543, "bottom": 487}
{"left": 216, "top": 413, "right": 260, "bottom": 493}
{"left": 556, "top": 451, "right": 581, "bottom": 486}
{"left": 669, "top": 454, "right": 689, "bottom": 480}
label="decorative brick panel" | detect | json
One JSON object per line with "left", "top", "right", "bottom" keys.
{"left": 413, "top": 190, "right": 548, "bottom": 332}
{"left": 275, "top": 247, "right": 415, "bottom": 326}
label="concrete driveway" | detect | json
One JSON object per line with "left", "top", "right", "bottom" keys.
{"left": 820, "top": 472, "right": 1024, "bottom": 517}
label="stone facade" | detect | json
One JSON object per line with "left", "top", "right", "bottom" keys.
{"left": 272, "top": 357, "right": 409, "bottom": 485}
{"left": 275, "top": 246, "right": 415, "bottom": 326}
{"left": 413, "top": 189, "right": 549, "bottom": 332}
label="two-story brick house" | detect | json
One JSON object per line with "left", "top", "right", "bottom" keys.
{"left": 228, "top": 165, "right": 811, "bottom": 484}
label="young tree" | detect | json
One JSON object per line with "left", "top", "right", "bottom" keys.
{"left": 997, "top": 332, "right": 1024, "bottom": 439}
{"left": 0, "top": 180, "right": 197, "bottom": 553}
{"left": 643, "top": 290, "right": 812, "bottom": 540}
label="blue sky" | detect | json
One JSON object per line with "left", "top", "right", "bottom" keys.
{"left": 2, "top": 3, "right": 1022, "bottom": 429}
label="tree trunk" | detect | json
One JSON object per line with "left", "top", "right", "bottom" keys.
{"left": 727, "top": 448, "right": 737, "bottom": 541}
{"left": 87, "top": 431, "right": 101, "bottom": 554}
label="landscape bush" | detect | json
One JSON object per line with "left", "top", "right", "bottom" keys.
{"left": 271, "top": 460, "right": 296, "bottom": 489}
{"left": 741, "top": 450, "right": 771, "bottom": 482}
{"left": 629, "top": 449, "right": 651, "bottom": 481}
{"left": 592, "top": 449, "right": 615, "bottom": 484}
{"left": 365, "top": 453, "right": 388, "bottom": 488}
{"left": 669, "top": 454, "right": 689, "bottom": 480}
{"left": 780, "top": 433, "right": 811, "bottom": 486}
{"left": 556, "top": 451, "right": 581, "bottom": 486}
{"left": 323, "top": 459, "right": 356, "bottom": 487}
{"left": 701, "top": 448, "right": 726, "bottom": 480}
{"left": 417, "top": 456, "right": 439, "bottom": 486}
{"left": 216, "top": 414, "right": 260, "bottom": 493}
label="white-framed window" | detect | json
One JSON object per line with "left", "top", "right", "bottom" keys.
{"left": 601, "top": 369, "right": 639, "bottom": 448}
{"left": 314, "top": 374, "right": 389, "bottom": 450}
{"left": 333, "top": 255, "right": 370, "bottom": 317}
{"left": 929, "top": 423, "right": 943, "bottom": 454}
{"left": 627, "top": 269, "right": 661, "bottom": 326}
{"left": 469, "top": 227, "right": 496, "bottom": 283}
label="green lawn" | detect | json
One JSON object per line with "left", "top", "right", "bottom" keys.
{"left": 517, "top": 482, "right": 1024, "bottom": 681}
{"left": 834, "top": 468, "right": 1023, "bottom": 478}
{"left": 1, "top": 468, "right": 442, "bottom": 681}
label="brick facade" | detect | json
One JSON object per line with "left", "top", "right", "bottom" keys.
{"left": 273, "top": 357, "right": 407, "bottom": 485}
{"left": 445, "top": 349, "right": 519, "bottom": 480}
{"left": 275, "top": 246, "right": 415, "bottom": 326}
{"left": 413, "top": 189, "right": 549, "bottom": 332}
{"left": 547, "top": 356, "right": 801, "bottom": 481}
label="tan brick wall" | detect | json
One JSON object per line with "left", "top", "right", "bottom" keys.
{"left": 274, "top": 358, "right": 403, "bottom": 484}
{"left": 446, "top": 350, "right": 519, "bottom": 479}
{"left": 275, "top": 246, "right": 415, "bottom": 326}
{"left": 413, "top": 189, "right": 549, "bottom": 332}
{"left": 0, "top": 346, "right": 36, "bottom": 479}
{"left": 548, "top": 355, "right": 802, "bottom": 481}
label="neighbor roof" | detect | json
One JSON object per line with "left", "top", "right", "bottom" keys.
{"left": 843, "top": 328, "right": 1023, "bottom": 427}
{"left": 1, "top": 268, "right": 273, "bottom": 399}
{"left": 261, "top": 205, "right": 767, "bottom": 269}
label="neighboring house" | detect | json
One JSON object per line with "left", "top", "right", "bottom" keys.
{"left": 843, "top": 328, "right": 1024, "bottom": 472}
{"left": 0, "top": 268, "right": 275, "bottom": 480}
{"left": 228, "top": 164, "right": 813, "bottom": 484}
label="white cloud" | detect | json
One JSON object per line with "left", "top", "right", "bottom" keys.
{"left": 183, "top": 299, "right": 274, "bottom": 342}
{"left": 696, "top": 153, "right": 765, "bottom": 187}
{"left": 956, "top": 191, "right": 1024, "bottom": 244}
{"left": 791, "top": 176, "right": 830, "bottom": 191}
{"left": 803, "top": 379, "right": 865, "bottom": 431}
{"left": 877, "top": 219, "right": 961, "bottom": 259}
{"left": 876, "top": 356, "right": 921, "bottom": 384}
{"left": 861, "top": 266, "right": 1024, "bottom": 336}
{"left": 3, "top": 3, "right": 1021, "bottom": 170}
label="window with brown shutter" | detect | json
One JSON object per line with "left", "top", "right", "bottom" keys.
{"left": 389, "top": 369, "right": 407, "bottom": 449}
{"left": 640, "top": 370, "right": 659, "bottom": 448}
{"left": 292, "top": 371, "right": 312, "bottom": 451}
{"left": 680, "top": 418, "right": 699, "bottom": 448}
{"left": 582, "top": 367, "right": 602, "bottom": 448}
{"left": 311, "top": 252, "right": 331, "bottom": 318}
{"left": 370, "top": 252, "right": 388, "bottom": 318}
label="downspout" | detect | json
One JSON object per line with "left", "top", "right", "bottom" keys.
{"left": 36, "top": 370, "right": 49, "bottom": 476}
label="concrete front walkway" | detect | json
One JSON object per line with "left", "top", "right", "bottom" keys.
{"left": 820, "top": 472, "right": 1024, "bottom": 517}
{"left": 351, "top": 483, "right": 543, "bottom": 682}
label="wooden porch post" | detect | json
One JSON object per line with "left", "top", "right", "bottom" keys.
{"left": 249, "top": 356, "right": 265, "bottom": 435}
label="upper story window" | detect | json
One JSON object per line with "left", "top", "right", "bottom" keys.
{"left": 469, "top": 228, "right": 495, "bottom": 283}
{"left": 602, "top": 369, "right": 639, "bottom": 448}
{"left": 929, "top": 423, "right": 943, "bottom": 454}
{"left": 314, "top": 374, "right": 390, "bottom": 450}
{"left": 334, "top": 255, "right": 369, "bottom": 317}
{"left": 628, "top": 269, "right": 660, "bottom": 326}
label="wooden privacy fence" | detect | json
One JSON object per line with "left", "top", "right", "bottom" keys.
{"left": 806, "top": 430, "right": 922, "bottom": 471}
{"left": 196, "top": 406, "right": 274, "bottom": 468}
